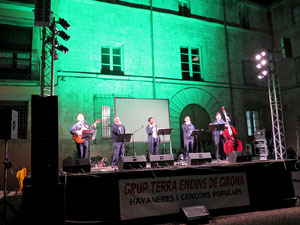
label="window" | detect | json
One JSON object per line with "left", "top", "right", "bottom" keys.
{"left": 246, "top": 110, "right": 260, "bottom": 136}
{"left": 239, "top": 12, "right": 250, "bottom": 29}
{"left": 0, "top": 24, "right": 37, "bottom": 80}
{"left": 94, "top": 96, "right": 113, "bottom": 140}
{"left": 178, "top": 0, "right": 190, "bottom": 17}
{"left": 101, "top": 45, "right": 124, "bottom": 75}
{"left": 292, "top": 5, "right": 300, "bottom": 24}
{"left": 102, "top": 106, "right": 111, "bottom": 138}
{"left": 180, "top": 47, "right": 202, "bottom": 81}
{"left": 295, "top": 56, "right": 300, "bottom": 83}
{"left": 242, "top": 60, "right": 257, "bottom": 86}
{"left": 0, "top": 101, "right": 28, "bottom": 139}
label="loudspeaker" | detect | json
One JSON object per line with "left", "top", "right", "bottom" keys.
{"left": 150, "top": 154, "right": 174, "bottom": 167}
{"left": 227, "top": 151, "right": 252, "bottom": 163}
{"left": 187, "top": 152, "right": 212, "bottom": 166}
{"left": 63, "top": 158, "right": 91, "bottom": 173}
{"left": 31, "top": 95, "right": 58, "bottom": 186}
{"left": 34, "top": 0, "right": 51, "bottom": 27}
{"left": 0, "top": 109, "right": 18, "bottom": 140}
{"left": 180, "top": 205, "right": 210, "bottom": 223}
{"left": 118, "top": 155, "right": 147, "bottom": 170}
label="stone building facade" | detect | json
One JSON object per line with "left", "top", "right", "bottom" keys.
{"left": 0, "top": 0, "right": 299, "bottom": 188}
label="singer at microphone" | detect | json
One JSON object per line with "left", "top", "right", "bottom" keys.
{"left": 146, "top": 117, "right": 161, "bottom": 160}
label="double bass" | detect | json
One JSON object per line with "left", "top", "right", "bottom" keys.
{"left": 221, "top": 107, "right": 243, "bottom": 155}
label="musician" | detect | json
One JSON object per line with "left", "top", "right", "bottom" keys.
{"left": 111, "top": 117, "right": 126, "bottom": 167}
{"left": 146, "top": 117, "right": 160, "bottom": 159}
{"left": 182, "top": 116, "right": 195, "bottom": 162}
{"left": 212, "top": 112, "right": 226, "bottom": 160}
{"left": 70, "top": 113, "right": 95, "bottom": 159}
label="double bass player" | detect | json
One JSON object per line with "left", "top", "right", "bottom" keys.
{"left": 221, "top": 107, "right": 243, "bottom": 156}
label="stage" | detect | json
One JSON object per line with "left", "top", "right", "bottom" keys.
{"left": 21, "top": 158, "right": 298, "bottom": 224}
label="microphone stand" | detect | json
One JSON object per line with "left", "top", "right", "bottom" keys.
{"left": 132, "top": 125, "right": 144, "bottom": 156}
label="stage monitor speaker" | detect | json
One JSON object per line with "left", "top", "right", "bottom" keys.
{"left": 63, "top": 158, "right": 91, "bottom": 173}
{"left": 0, "top": 109, "right": 18, "bottom": 140}
{"left": 118, "top": 155, "right": 147, "bottom": 170}
{"left": 227, "top": 151, "right": 252, "bottom": 163}
{"left": 31, "top": 95, "right": 58, "bottom": 186}
{"left": 150, "top": 154, "right": 174, "bottom": 167}
{"left": 187, "top": 152, "right": 212, "bottom": 166}
{"left": 180, "top": 205, "right": 210, "bottom": 223}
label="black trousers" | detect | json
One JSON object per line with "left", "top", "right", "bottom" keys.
{"left": 76, "top": 140, "right": 89, "bottom": 158}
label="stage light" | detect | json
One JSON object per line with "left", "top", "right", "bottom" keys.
{"left": 57, "top": 31, "right": 70, "bottom": 41}
{"left": 255, "top": 50, "right": 270, "bottom": 80}
{"left": 56, "top": 45, "right": 68, "bottom": 54}
{"left": 57, "top": 18, "right": 70, "bottom": 30}
{"left": 255, "top": 54, "right": 262, "bottom": 60}
{"left": 257, "top": 74, "right": 264, "bottom": 79}
{"left": 261, "top": 59, "right": 268, "bottom": 66}
{"left": 261, "top": 51, "right": 267, "bottom": 56}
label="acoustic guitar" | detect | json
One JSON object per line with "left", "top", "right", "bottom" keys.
{"left": 72, "top": 119, "right": 101, "bottom": 144}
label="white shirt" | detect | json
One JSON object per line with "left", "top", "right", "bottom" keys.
{"left": 150, "top": 124, "right": 157, "bottom": 138}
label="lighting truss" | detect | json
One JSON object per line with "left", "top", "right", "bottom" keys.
{"left": 267, "top": 51, "right": 286, "bottom": 160}
{"left": 40, "top": 17, "right": 70, "bottom": 97}
{"left": 255, "top": 50, "right": 287, "bottom": 160}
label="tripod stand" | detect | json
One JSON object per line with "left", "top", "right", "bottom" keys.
{"left": 0, "top": 140, "right": 18, "bottom": 225}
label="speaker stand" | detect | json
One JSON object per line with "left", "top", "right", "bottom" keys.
{"left": 0, "top": 140, "right": 18, "bottom": 225}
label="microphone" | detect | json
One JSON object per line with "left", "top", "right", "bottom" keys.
{"left": 133, "top": 125, "right": 144, "bottom": 134}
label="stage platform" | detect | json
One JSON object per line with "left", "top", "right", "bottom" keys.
{"left": 21, "top": 159, "right": 299, "bottom": 224}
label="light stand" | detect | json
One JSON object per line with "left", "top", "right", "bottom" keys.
{"left": 255, "top": 49, "right": 287, "bottom": 160}
{"left": 267, "top": 51, "right": 286, "bottom": 160}
{"left": 0, "top": 140, "right": 17, "bottom": 225}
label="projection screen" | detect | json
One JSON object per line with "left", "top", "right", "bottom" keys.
{"left": 115, "top": 98, "right": 171, "bottom": 142}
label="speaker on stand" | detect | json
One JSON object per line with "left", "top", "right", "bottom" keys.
{"left": 25, "top": 95, "right": 64, "bottom": 224}
{"left": 31, "top": 95, "right": 59, "bottom": 186}
{"left": 0, "top": 109, "right": 18, "bottom": 225}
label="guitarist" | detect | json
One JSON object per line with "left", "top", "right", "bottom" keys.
{"left": 70, "top": 113, "right": 97, "bottom": 159}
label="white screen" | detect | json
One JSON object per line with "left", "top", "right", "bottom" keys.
{"left": 115, "top": 98, "right": 171, "bottom": 142}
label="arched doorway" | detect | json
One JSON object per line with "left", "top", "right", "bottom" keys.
{"left": 179, "top": 104, "right": 212, "bottom": 152}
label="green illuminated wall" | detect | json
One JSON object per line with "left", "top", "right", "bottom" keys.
{"left": 0, "top": 0, "right": 280, "bottom": 180}
{"left": 51, "top": 0, "right": 275, "bottom": 162}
